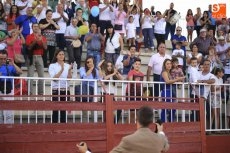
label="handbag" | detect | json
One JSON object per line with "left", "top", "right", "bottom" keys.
{"left": 114, "top": 24, "right": 122, "bottom": 30}
{"left": 114, "top": 46, "right": 121, "bottom": 54}
{"left": 14, "top": 50, "right": 25, "bottom": 63}
{"left": 71, "top": 39, "right": 82, "bottom": 48}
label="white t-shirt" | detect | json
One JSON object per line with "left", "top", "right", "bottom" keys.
{"left": 52, "top": 12, "right": 68, "bottom": 34}
{"left": 141, "top": 16, "right": 152, "bottom": 29}
{"left": 172, "top": 49, "right": 184, "bottom": 66}
{"left": 16, "top": 0, "right": 32, "bottom": 15}
{"left": 189, "top": 66, "right": 200, "bottom": 83}
{"left": 126, "top": 22, "right": 136, "bottom": 39}
{"left": 148, "top": 53, "right": 171, "bottom": 75}
{"left": 154, "top": 17, "right": 166, "bottom": 34}
{"left": 48, "top": 62, "right": 71, "bottom": 89}
{"left": 105, "top": 32, "right": 120, "bottom": 53}
{"left": 211, "top": 76, "right": 223, "bottom": 95}
{"left": 194, "top": 72, "right": 215, "bottom": 99}
{"left": 130, "top": 14, "right": 140, "bottom": 28}
{"left": 99, "top": 4, "right": 112, "bottom": 21}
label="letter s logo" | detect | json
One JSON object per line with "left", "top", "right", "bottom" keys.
{"left": 212, "top": 4, "right": 220, "bottom": 13}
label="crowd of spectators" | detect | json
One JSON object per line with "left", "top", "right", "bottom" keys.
{"left": 0, "top": 0, "right": 230, "bottom": 124}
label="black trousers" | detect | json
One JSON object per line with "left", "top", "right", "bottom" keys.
{"left": 52, "top": 90, "right": 70, "bottom": 123}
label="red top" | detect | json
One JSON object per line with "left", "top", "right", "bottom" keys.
{"left": 26, "top": 33, "right": 47, "bottom": 56}
{"left": 126, "top": 69, "right": 144, "bottom": 96}
{"left": 89, "top": 0, "right": 99, "bottom": 9}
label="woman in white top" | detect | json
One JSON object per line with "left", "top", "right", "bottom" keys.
{"left": 48, "top": 49, "right": 72, "bottom": 123}
{"left": 141, "top": 8, "right": 154, "bottom": 52}
{"left": 104, "top": 24, "right": 123, "bottom": 65}
{"left": 153, "top": 11, "right": 166, "bottom": 48}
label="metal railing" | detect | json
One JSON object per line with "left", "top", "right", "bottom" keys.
{"left": 0, "top": 76, "right": 229, "bottom": 133}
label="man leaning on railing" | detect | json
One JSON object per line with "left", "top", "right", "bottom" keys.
{"left": 0, "top": 49, "right": 23, "bottom": 124}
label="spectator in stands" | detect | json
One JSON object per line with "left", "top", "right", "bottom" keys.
{"left": 171, "top": 26, "right": 188, "bottom": 52}
{"left": 0, "top": 30, "right": 7, "bottom": 50}
{"left": 210, "top": 67, "right": 224, "bottom": 131}
{"left": 188, "top": 57, "right": 199, "bottom": 84}
{"left": 75, "top": 0, "right": 89, "bottom": 21}
{"left": 126, "top": 57, "right": 144, "bottom": 123}
{"left": 205, "top": 46, "right": 223, "bottom": 72}
{"left": 0, "top": 2, "right": 7, "bottom": 31}
{"left": 129, "top": 3, "right": 140, "bottom": 37}
{"left": 216, "top": 36, "right": 229, "bottom": 63}
{"left": 98, "top": 59, "right": 123, "bottom": 123}
{"left": 26, "top": 23, "right": 47, "bottom": 95}
{"left": 126, "top": 16, "right": 136, "bottom": 47}
{"left": 200, "top": 11, "right": 211, "bottom": 30}
{"left": 226, "top": 30, "right": 230, "bottom": 45}
{"left": 15, "top": 0, "right": 32, "bottom": 15}
{"left": 98, "top": 0, "right": 113, "bottom": 35}
{"left": 39, "top": 9, "right": 60, "bottom": 67}
{"left": 185, "top": 9, "right": 194, "bottom": 42}
{"left": 75, "top": 7, "right": 88, "bottom": 66}
{"left": 153, "top": 11, "right": 166, "bottom": 47}
{"left": 6, "top": 5, "right": 19, "bottom": 31}
{"left": 193, "top": 7, "right": 202, "bottom": 36}
{"left": 172, "top": 42, "right": 184, "bottom": 69}
{"left": 85, "top": 23, "right": 104, "bottom": 67}
{"left": 122, "top": 45, "right": 139, "bottom": 78}
{"left": 217, "top": 18, "right": 229, "bottom": 37}
{"left": 65, "top": 0, "right": 74, "bottom": 26}
{"left": 0, "top": 49, "right": 22, "bottom": 124}
{"left": 207, "top": 4, "right": 216, "bottom": 35}
{"left": 187, "top": 44, "right": 202, "bottom": 70}
{"left": 114, "top": 3, "right": 127, "bottom": 37}
{"left": 163, "top": 2, "right": 177, "bottom": 40}
{"left": 189, "top": 28, "right": 215, "bottom": 56}
{"left": 65, "top": 17, "right": 81, "bottom": 68}
{"left": 53, "top": 4, "right": 68, "bottom": 50}
{"left": 109, "top": 106, "right": 169, "bottom": 153}
{"left": 207, "top": 28, "right": 217, "bottom": 45}
{"left": 196, "top": 59, "right": 215, "bottom": 124}
{"left": 147, "top": 42, "right": 171, "bottom": 99}
{"left": 14, "top": 7, "right": 37, "bottom": 39}
{"left": 6, "top": 28, "right": 25, "bottom": 68}
{"left": 48, "top": 49, "right": 72, "bottom": 123}
{"left": 49, "top": 0, "right": 58, "bottom": 11}
{"left": 3, "top": 0, "right": 11, "bottom": 15}
{"left": 34, "top": 1, "right": 51, "bottom": 23}
{"left": 141, "top": 8, "right": 154, "bottom": 52}
{"left": 104, "top": 24, "right": 123, "bottom": 65}
{"left": 160, "top": 59, "right": 185, "bottom": 122}
{"left": 110, "top": 0, "right": 118, "bottom": 26}
{"left": 170, "top": 57, "right": 184, "bottom": 81}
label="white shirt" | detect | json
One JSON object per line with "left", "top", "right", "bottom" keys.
{"left": 130, "top": 14, "right": 140, "bottom": 28}
{"left": 105, "top": 32, "right": 120, "bottom": 53}
{"left": 16, "top": 0, "right": 32, "bottom": 15}
{"left": 52, "top": 12, "right": 68, "bottom": 34}
{"left": 141, "top": 16, "right": 152, "bottom": 29}
{"left": 211, "top": 76, "right": 223, "bottom": 95}
{"left": 172, "top": 49, "right": 184, "bottom": 66}
{"left": 126, "top": 22, "right": 136, "bottom": 39}
{"left": 65, "top": 24, "right": 78, "bottom": 41}
{"left": 189, "top": 66, "right": 200, "bottom": 83}
{"left": 194, "top": 72, "right": 215, "bottom": 99}
{"left": 154, "top": 17, "right": 166, "bottom": 34}
{"left": 215, "top": 43, "right": 229, "bottom": 61}
{"left": 148, "top": 53, "right": 171, "bottom": 75}
{"left": 48, "top": 63, "right": 71, "bottom": 89}
{"left": 36, "top": 6, "right": 52, "bottom": 22}
{"left": 99, "top": 4, "right": 112, "bottom": 21}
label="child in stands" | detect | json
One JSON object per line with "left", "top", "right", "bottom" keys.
{"left": 171, "top": 57, "right": 184, "bottom": 86}
{"left": 172, "top": 42, "right": 185, "bottom": 70}
{"left": 126, "top": 16, "right": 136, "bottom": 46}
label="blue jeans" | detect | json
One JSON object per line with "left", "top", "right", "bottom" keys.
{"left": 87, "top": 50, "right": 101, "bottom": 67}
{"left": 142, "top": 28, "right": 154, "bottom": 48}
{"left": 165, "top": 23, "right": 176, "bottom": 40}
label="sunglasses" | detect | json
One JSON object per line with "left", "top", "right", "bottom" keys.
{"left": 176, "top": 29, "right": 182, "bottom": 31}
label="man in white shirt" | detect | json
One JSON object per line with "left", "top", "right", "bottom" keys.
{"left": 98, "top": 0, "right": 113, "bottom": 35}
{"left": 216, "top": 36, "right": 230, "bottom": 62}
{"left": 146, "top": 42, "right": 171, "bottom": 99}
{"left": 53, "top": 4, "right": 69, "bottom": 50}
